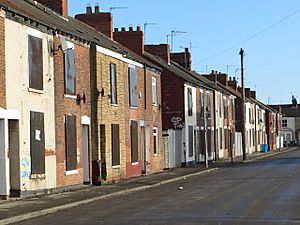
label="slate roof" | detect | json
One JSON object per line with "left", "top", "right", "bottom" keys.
{"left": 0, "top": 0, "right": 160, "bottom": 71}
{"left": 269, "top": 104, "right": 300, "bottom": 117}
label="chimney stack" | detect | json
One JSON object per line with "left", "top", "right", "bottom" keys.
{"left": 170, "top": 47, "right": 192, "bottom": 71}
{"left": 36, "top": 0, "right": 68, "bottom": 17}
{"left": 75, "top": 4, "right": 113, "bottom": 39}
{"left": 114, "top": 27, "right": 145, "bottom": 55}
{"left": 145, "top": 44, "right": 171, "bottom": 64}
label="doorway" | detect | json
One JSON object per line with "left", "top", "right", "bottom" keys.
{"left": 82, "top": 125, "right": 90, "bottom": 184}
{"left": 141, "top": 125, "right": 145, "bottom": 174}
{"left": 145, "top": 127, "right": 151, "bottom": 174}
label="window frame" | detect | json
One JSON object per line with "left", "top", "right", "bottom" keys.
{"left": 187, "top": 87, "right": 193, "bottom": 116}
{"left": 152, "top": 76, "right": 158, "bottom": 106}
{"left": 65, "top": 115, "right": 77, "bottom": 171}
{"left": 128, "top": 65, "right": 138, "bottom": 108}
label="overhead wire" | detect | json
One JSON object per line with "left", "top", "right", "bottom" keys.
{"left": 194, "top": 7, "right": 300, "bottom": 65}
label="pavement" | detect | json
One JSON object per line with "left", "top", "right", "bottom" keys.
{"left": 0, "top": 146, "right": 297, "bottom": 225}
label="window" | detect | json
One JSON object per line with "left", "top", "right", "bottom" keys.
{"left": 64, "top": 47, "right": 76, "bottom": 95}
{"left": 28, "top": 35, "right": 43, "bottom": 90}
{"left": 207, "top": 93, "right": 211, "bottom": 117}
{"left": 218, "top": 96, "right": 222, "bottom": 117}
{"left": 152, "top": 76, "right": 158, "bottom": 105}
{"left": 219, "top": 128, "right": 223, "bottom": 149}
{"left": 232, "top": 99, "right": 235, "bottom": 120}
{"left": 65, "top": 115, "right": 77, "bottom": 171}
{"left": 224, "top": 98, "right": 228, "bottom": 119}
{"left": 200, "top": 91, "right": 204, "bottom": 118}
{"left": 111, "top": 124, "right": 120, "bottom": 166}
{"left": 130, "top": 120, "right": 138, "bottom": 163}
{"left": 30, "top": 111, "right": 45, "bottom": 174}
{"left": 188, "top": 126, "right": 194, "bottom": 157}
{"left": 225, "top": 128, "right": 228, "bottom": 149}
{"left": 282, "top": 119, "right": 287, "bottom": 127}
{"left": 188, "top": 88, "right": 193, "bottom": 116}
{"left": 110, "top": 63, "right": 117, "bottom": 104}
{"left": 153, "top": 127, "right": 158, "bottom": 155}
{"left": 128, "top": 66, "right": 137, "bottom": 107}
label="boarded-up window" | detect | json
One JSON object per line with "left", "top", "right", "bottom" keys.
{"left": 28, "top": 35, "right": 43, "bottom": 90}
{"left": 152, "top": 77, "right": 157, "bottom": 105}
{"left": 30, "top": 111, "right": 45, "bottom": 174}
{"left": 225, "top": 128, "right": 229, "bottom": 149}
{"left": 153, "top": 127, "right": 158, "bottom": 155}
{"left": 111, "top": 124, "right": 120, "bottom": 166}
{"left": 65, "top": 115, "right": 77, "bottom": 171}
{"left": 200, "top": 91, "right": 204, "bottom": 118}
{"left": 188, "top": 126, "right": 194, "bottom": 157}
{"left": 110, "top": 63, "right": 117, "bottom": 104}
{"left": 64, "top": 48, "right": 76, "bottom": 95}
{"left": 224, "top": 98, "right": 228, "bottom": 119}
{"left": 219, "top": 128, "right": 223, "bottom": 149}
{"left": 130, "top": 120, "right": 138, "bottom": 163}
{"left": 188, "top": 88, "right": 193, "bottom": 116}
{"left": 128, "top": 66, "right": 137, "bottom": 107}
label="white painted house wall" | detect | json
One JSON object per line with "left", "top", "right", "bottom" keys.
{"left": 5, "top": 19, "right": 56, "bottom": 194}
{"left": 183, "top": 84, "right": 197, "bottom": 165}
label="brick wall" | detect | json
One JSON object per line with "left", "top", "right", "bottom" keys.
{"left": 36, "top": 0, "right": 68, "bottom": 17}
{"left": 54, "top": 37, "right": 91, "bottom": 187}
{"left": 0, "top": 16, "right": 5, "bottom": 108}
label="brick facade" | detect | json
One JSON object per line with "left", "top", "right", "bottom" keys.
{"left": 96, "top": 52, "right": 127, "bottom": 182}
{"left": 36, "top": 0, "right": 68, "bottom": 17}
{"left": 54, "top": 37, "right": 91, "bottom": 187}
{"left": 0, "top": 15, "right": 5, "bottom": 109}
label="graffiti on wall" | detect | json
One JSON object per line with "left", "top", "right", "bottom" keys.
{"left": 171, "top": 117, "right": 183, "bottom": 129}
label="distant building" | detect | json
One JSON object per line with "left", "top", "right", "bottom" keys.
{"left": 270, "top": 96, "right": 299, "bottom": 146}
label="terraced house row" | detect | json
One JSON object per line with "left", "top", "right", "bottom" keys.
{"left": 0, "top": 0, "right": 283, "bottom": 199}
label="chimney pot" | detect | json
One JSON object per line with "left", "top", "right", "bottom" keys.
{"left": 212, "top": 70, "right": 214, "bottom": 74}
{"left": 95, "top": 5, "right": 100, "bottom": 13}
{"left": 121, "top": 27, "right": 126, "bottom": 31}
{"left": 137, "top": 26, "right": 141, "bottom": 31}
{"left": 86, "top": 5, "right": 92, "bottom": 14}
{"left": 114, "top": 28, "right": 118, "bottom": 32}
{"left": 129, "top": 26, "right": 133, "bottom": 31}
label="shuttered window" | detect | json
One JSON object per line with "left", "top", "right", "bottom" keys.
{"left": 188, "top": 88, "right": 193, "bottom": 116}
{"left": 188, "top": 126, "right": 194, "bottom": 157}
{"left": 110, "top": 63, "right": 117, "bottom": 104}
{"left": 64, "top": 48, "right": 76, "bottom": 95}
{"left": 128, "top": 66, "right": 137, "bottom": 107}
{"left": 30, "top": 111, "right": 45, "bottom": 174}
{"left": 111, "top": 124, "right": 120, "bottom": 166}
{"left": 130, "top": 120, "right": 138, "bottom": 163}
{"left": 28, "top": 35, "right": 43, "bottom": 90}
{"left": 65, "top": 115, "right": 77, "bottom": 171}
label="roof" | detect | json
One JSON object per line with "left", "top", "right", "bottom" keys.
{"left": 0, "top": 0, "right": 160, "bottom": 71}
{"left": 144, "top": 51, "right": 216, "bottom": 90}
{"left": 269, "top": 104, "right": 300, "bottom": 117}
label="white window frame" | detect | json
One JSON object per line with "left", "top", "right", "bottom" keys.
{"left": 152, "top": 76, "right": 158, "bottom": 106}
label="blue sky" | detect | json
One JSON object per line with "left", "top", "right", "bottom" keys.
{"left": 69, "top": 1, "right": 300, "bottom": 104}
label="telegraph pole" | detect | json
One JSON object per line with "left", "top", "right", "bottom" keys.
{"left": 240, "top": 48, "right": 246, "bottom": 161}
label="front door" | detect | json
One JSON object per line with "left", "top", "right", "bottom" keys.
{"left": 82, "top": 125, "right": 90, "bottom": 183}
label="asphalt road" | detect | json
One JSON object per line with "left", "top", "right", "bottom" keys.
{"left": 18, "top": 149, "right": 300, "bottom": 225}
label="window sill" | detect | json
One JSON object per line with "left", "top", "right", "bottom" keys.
{"left": 111, "top": 103, "right": 119, "bottom": 107}
{"left": 154, "top": 154, "right": 158, "bottom": 157}
{"left": 112, "top": 165, "right": 120, "bottom": 169}
{"left": 28, "top": 88, "right": 44, "bottom": 94}
{"left": 152, "top": 103, "right": 158, "bottom": 107}
{"left": 65, "top": 170, "right": 78, "bottom": 176}
{"left": 30, "top": 174, "right": 46, "bottom": 179}
{"left": 64, "top": 94, "right": 77, "bottom": 99}
{"left": 131, "top": 162, "right": 139, "bottom": 166}
{"left": 130, "top": 106, "right": 138, "bottom": 110}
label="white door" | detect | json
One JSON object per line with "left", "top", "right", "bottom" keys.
{"left": 82, "top": 125, "right": 90, "bottom": 183}
{"left": 146, "top": 127, "right": 151, "bottom": 174}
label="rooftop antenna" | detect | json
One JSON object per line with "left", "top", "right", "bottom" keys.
{"left": 179, "top": 42, "right": 197, "bottom": 54}
{"left": 170, "top": 30, "right": 187, "bottom": 52}
{"left": 109, "top": 6, "right": 128, "bottom": 13}
{"left": 143, "top": 22, "right": 157, "bottom": 43}
{"left": 226, "top": 65, "right": 235, "bottom": 75}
